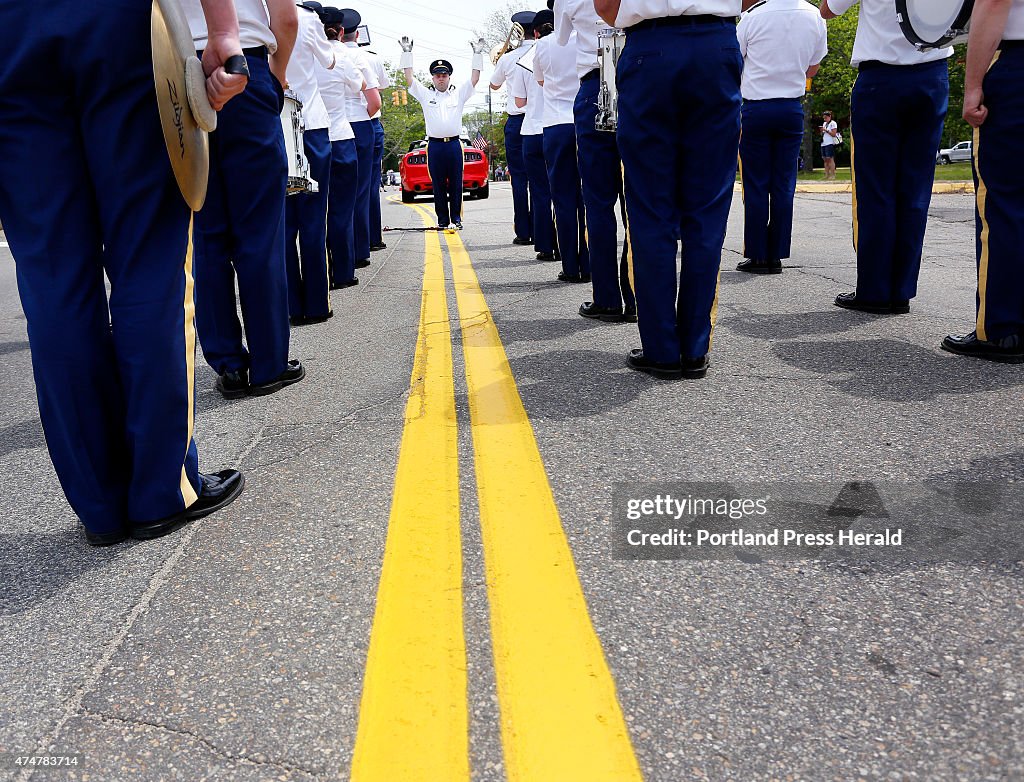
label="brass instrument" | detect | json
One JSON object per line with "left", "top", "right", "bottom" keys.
{"left": 489, "top": 22, "right": 524, "bottom": 65}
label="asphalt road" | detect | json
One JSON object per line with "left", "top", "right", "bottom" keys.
{"left": 0, "top": 182, "right": 1021, "bottom": 781}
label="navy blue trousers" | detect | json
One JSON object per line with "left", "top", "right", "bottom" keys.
{"left": 974, "top": 46, "right": 1024, "bottom": 341}
{"left": 617, "top": 20, "right": 742, "bottom": 363}
{"left": 850, "top": 59, "right": 948, "bottom": 303}
{"left": 352, "top": 120, "right": 375, "bottom": 261}
{"left": 523, "top": 133, "right": 555, "bottom": 254}
{"left": 575, "top": 76, "right": 634, "bottom": 310}
{"left": 327, "top": 138, "right": 359, "bottom": 285}
{"left": 194, "top": 55, "right": 290, "bottom": 386}
{"left": 285, "top": 127, "right": 332, "bottom": 319}
{"left": 544, "top": 124, "right": 590, "bottom": 277}
{"left": 739, "top": 98, "right": 804, "bottom": 263}
{"left": 0, "top": 0, "right": 201, "bottom": 533}
{"left": 504, "top": 114, "right": 532, "bottom": 239}
{"left": 370, "top": 118, "right": 386, "bottom": 246}
{"left": 427, "top": 138, "right": 464, "bottom": 226}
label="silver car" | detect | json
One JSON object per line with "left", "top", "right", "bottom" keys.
{"left": 937, "top": 141, "right": 972, "bottom": 165}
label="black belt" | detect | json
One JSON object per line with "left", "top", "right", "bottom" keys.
{"left": 1001, "top": 39, "right": 1024, "bottom": 50}
{"left": 196, "top": 45, "right": 268, "bottom": 60}
{"left": 858, "top": 59, "right": 945, "bottom": 72}
{"left": 428, "top": 136, "right": 459, "bottom": 143}
{"left": 581, "top": 69, "right": 599, "bottom": 82}
{"left": 628, "top": 14, "right": 730, "bottom": 32}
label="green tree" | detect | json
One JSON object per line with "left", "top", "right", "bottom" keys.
{"left": 380, "top": 66, "right": 426, "bottom": 171}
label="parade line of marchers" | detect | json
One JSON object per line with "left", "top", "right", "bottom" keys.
{"left": 625, "top": 529, "right": 905, "bottom": 548}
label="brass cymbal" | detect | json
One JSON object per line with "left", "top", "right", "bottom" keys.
{"left": 151, "top": 0, "right": 214, "bottom": 211}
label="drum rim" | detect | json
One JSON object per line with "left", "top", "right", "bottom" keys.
{"left": 896, "top": 0, "right": 974, "bottom": 48}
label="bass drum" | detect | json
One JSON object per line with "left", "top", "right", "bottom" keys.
{"left": 896, "top": 0, "right": 974, "bottom": 50}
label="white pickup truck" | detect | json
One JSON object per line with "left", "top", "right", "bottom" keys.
{"left": 937, "top": 141, "right": 972, "bottom": 165}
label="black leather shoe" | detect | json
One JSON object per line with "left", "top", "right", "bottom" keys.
{"left": 85, "top": 528, "right": 128, "bottom": 546}
{"left": 736, "top": 258, "right": 782, "bottom": 274}
{"left": 536, "top": 251, "right": 557, "bottom": 262}
{"left": 370, "top": 242, "right": 387, "bottom": 251}
{"left": 680, "top": 354, "right": 711, "bottom": 379}
{"left": 623, "top": 308, "right": 638, "bottom": 323}
{"left": 512, "top": 236, "right": 533, "bottom": 246}
{"left": 941, "top": 331, "right": 1024, "bottom": 363}
{"left": 626, "top": 349, "right": 684, "bottom": 379}
{"left": 303, "top": 312, "right": 333, "bottom": 325}
{"left": 355, "top": 258, "right": 371, "bottom": 269}
{"left": 130, "top": 469, "right": 245, "bottom": 540}
{"left": 215, "top": 368, "right": 248, "bottom": 399}
{"left": 453, "top": 221, "right": 463, "bottom": 230}
{"left": 579, "top": 301, "right": 627, "bottom": 322}
{"left": 834, "top": 292, "right": 909, "bottom": 314}
{"left": 331, "top": 278, "right": 359, "bottom": 290}
{"left": 557, "top": 271, "right": 588, "bottom": 283}
{"left": 248, "top": 359, "right": 306, "bottom": 397}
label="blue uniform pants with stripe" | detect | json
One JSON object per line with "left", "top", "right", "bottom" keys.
{"left": 850, "top": 60, "right": 948, "bottom": 303}
{"left": 617, "top": 20, "right": 741, "bottom": 363}
{"left": 427, "top": 138, "right": 464, "bottom": 226}
{"left": 327, "top": 138, "right": 359, "bottom": 285}
{"left": 370, "top": 118, "right": 385, "bottom": 246}
{"left": 352, "top": 120, "right": 376, "bottom": 262}
{"left": 194, "top": 54, "right": 290, "bottom": 386}
{"left": 543, "top": 124, "right": 590, "bottom": 277}
{"left": 285, "top": 127, "right": 332, "bottom": 319}
{"left": 504, "top": 113, "right": 532, "bottom": 240}
{"left": 0, "top": 0, "right": 201, "bottom": 533}
{"left": 739, "top": 98, "right": 804, "bottom": 263}
{"left": 575, "top": 76, "right": 634, "bottom": 310}
{"left": 973, "top": 46, "right": 1024, "bottom": 341}
{"left": 523, "top": 134, "right": 555, "bottom": 255}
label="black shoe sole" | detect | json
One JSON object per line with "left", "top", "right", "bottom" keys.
{"left": 580, "top": 308, "right": 627, "bottom": 323}
{"left": 737, "top": 265, "right": 782, "bottom": 275}
{"left": 216, "top": 383, "right": 248, "bottom": 400}
{"left": 940, "top": 341, "right": 1024, "bottom": 363}
{"left": 626, "top": 356, "right": 684, "bottom": 380}
{"left": 130, "top": 474, "right": 246, "bottom": 540}
{"left": 248, "top": 364, "right": 306, "bottom": 397}
{"left": 834, "top": 297, "right": 909, "bottom": 314}
{"left": 86, "top": 529, "right": 129, "bottom": 546}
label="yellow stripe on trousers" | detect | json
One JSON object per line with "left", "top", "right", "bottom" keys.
{"left": 442, "top": 229, "right": 642, "bottom": 782}
{"left": 974, "top": 50, "right": 1002, "bottom": 342}
{"left": 349, "top": 214, "right": 469, "bottom": 781}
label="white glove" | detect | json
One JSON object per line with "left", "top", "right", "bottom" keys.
{"left": 399, "top": 36, "right": 414, "bottom": 52}
{"left": 400, "top": 50, "right": 414, "bottom": 69}
{"left": 470, "top": 37, "right": 487, "bottom": 55}
{"left": 471, "top": 52, "right": 484, "bottom": 72}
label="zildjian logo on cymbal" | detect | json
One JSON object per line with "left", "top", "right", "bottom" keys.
{"left": 166, "top": 78, "right": 185, "bottom": 160}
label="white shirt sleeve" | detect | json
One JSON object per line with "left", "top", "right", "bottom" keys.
{"left": 458, "top": 77, "right": 476, "bottom": 105}
{"left": 341, "top": 53, "right": 364, "bottom": 91}
{"left": 311, "top": 23, "right": 335, "bottom": 69}
{"left": 826, "top": 0, "right": 857, "bottom": 15}
{"left": 533, "top": 44, "right": 547, "bottom": 83}
{"left": 736, "top": 14, "right": 749, "bottom": 57}
{"left": 812, "top": 17, "right": 828, "bottom": 65}
{"left": 375, "top": 58, "right": 392, "bottom": 89}
{"left": 490, "top": 55, "right": 509, "bottom": 88}
{"left": 408, "top": 78, "right": 430, "bottom": 104}
{"left": 509, "top": 67, "right": 528, "bottom": 101}
{"left": 555, "top": 0, "right": 573, "bottom": 46}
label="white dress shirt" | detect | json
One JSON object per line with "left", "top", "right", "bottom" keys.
{"left": 343, "top": 43, "right": 380, "bottom": 123}
{"left": 509, "top": 55, "right": 545, "bottom": 135}
{"left": 826, "top": 0, "right": 952, "bottom": 66}
{"left": 408, "top": 78, "right": 477, "bottom": 138}
{"left": 532, "top": 33, "right": 578, "bottom": 127}
{"left": 737, "top": 0, "right": 827, "bottom": 100}
{"left": 554, "top": 0, "right": 606, "bottom": 78}
{"left": 181, "top": 0, "right": 276, "bottom": 52}
{"left": 1005, "top": 1, "right": 1024, "bottom": 39}
{"left": 612, "top": 0, "right": 741, "bottom": 31}
{"left": 490, "top": 40, "right": 535, "bottom": 116}
{"left": 363, "top": 50, "right": 392, "bottom": 120}
{"left": 285, "top": 8, "right": 335, "bottom": 131}
{"left": 318, "top": 42, "right": 365, "bottom": 141}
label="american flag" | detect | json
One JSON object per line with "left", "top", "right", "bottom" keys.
{"left": 472, "top": 131, "right": 488, "bottom": 151}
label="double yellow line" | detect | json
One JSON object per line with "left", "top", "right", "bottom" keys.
{"left": 350, "top": 205, "right": 641, "bottom": 782}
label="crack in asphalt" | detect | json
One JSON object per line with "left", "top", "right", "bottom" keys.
{"left": 80, "top": 710, "right": 324, "bottom": 780}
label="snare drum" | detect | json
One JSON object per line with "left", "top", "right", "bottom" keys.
{"left": 896, "top": 0, "right": 974, "bottom": 51}
{"left": 595, "top": 29, "right": 625, "bottom": 133}
{"left": 281, "top": 89, "right": 313, "bottom": 194}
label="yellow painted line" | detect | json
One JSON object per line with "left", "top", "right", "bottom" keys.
{"left": 442, "top": 229, "right": 643, "bottom": 782}
{"left": 350, "top": 210, "right": 469, "bottom": 782}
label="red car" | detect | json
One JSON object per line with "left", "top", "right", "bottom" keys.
{"left": 400, "top": 138, "right": 490, "bottom": 203}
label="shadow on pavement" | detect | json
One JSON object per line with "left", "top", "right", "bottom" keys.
{"left": 491, "top": 316, "right": 604, "bottom": 345}
{"left": 0, "top": 418, "right": 45, "bottom": 458}
{"left": 772, "top": 338, "right": 1024, "bottom": 402}
{"left": 0, "top": 339, "right": 30, "bottom": 357}
{"left": 722, "top": 307, "right": 865, "bottom": 341}
{"left": 0, "top": 530, "right": 133, "bottom": 615}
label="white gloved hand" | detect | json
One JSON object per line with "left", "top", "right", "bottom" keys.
{"left": 399, "top": 36, "right": 414, "bottom": 52}
{"left": 400, "top": 50, "right": 414, "bottom": 69}
{"left": 471, "top": 41, "right": 484, "bottom": 72}
{"left": 470, "top": 37, "right": 487, "bottom": 55}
